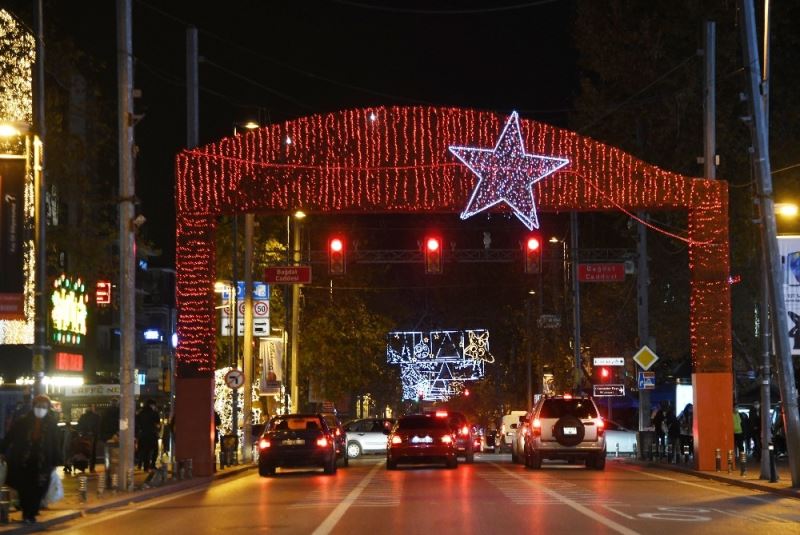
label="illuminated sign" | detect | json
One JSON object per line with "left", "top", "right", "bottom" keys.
{"left": 143, "top": 329, "right": 161, "bottom": 341}
{"left": 96, "top": 280, "right": 111, "bottom": 305}
{"left": 54, "top": 352, "right": 83, "bottom": 372}
{"left": 50, "top": 274, "right": 88, "bottom": 345}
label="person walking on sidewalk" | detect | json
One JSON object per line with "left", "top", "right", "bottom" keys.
{"left": 733, "top": 406, "right": 744, "bottom": 457}
{"left": 136, "top": 400, "right": 161, "bottom": 471}
{"left": 0, "top": 395, "right": 61, "bottom": 524}
{"left": 750, "top": 402, "right": 762, "bottom": 460}
{"left": 666, "top": 408, "right": 681, "bottom": 463}
{"left": 77, "top": 404, "right": 101, "bottom": 472}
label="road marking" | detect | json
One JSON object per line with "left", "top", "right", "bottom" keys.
{"left": 311, "top": 461, "right": 382, "bottom": 535}
{"left": 491, "top": 463, "right": 641, "bottom": 535}
{"left": 604, "top": 505, "right": 636, "bottom": 519}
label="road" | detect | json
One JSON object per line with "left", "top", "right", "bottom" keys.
{"left": 53, "top": 454, "right": 799, "bottom": 534}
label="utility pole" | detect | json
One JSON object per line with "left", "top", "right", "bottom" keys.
{"left": 740, "top": 0, "right": 800, "bottom": 487}
{"left": 32, "top": 0, "right": 47, "bottom": 396}
{"left": 116, "top": 0, "right": 136, "bottom": 491}
{"left": 242, "top": 214, "right": 254, "bottom": 462}
{"left": 290, "top": 219, "right": 301, "bottom": 412}
{"left": 570, "top": 212, "right": 582, "bottom": 391}
{"left": 636, "top": 213, "right": 650, "bottom": 435}
{"left": 231, "top": 217, "right": 239, "bottom": 461}
{"left": 703, "top": 21, "right": 717, "bottom": 180}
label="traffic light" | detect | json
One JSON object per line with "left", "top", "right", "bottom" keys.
{"left": 593, "top": 366, "right": 613, "bottom": 385}
{"left": 523, "top": 234, "right": 542, "bottom": 274}
{"left": 328, "top": 236, "right": 346, "bottom": 275}
{"left": 424, "top": 236, "right": 442, "bottom": 274}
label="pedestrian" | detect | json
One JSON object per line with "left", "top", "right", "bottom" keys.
{"left": 750, "top": 402, "right": 762, "bottom": 460}
{"left": 77, "top": 404, "right": 101, "bottom": 472}
{"left": 666, "top": 408, "right": 681, "bottom": 463}
{"left": 651, "top": 403, "right": 666, "bottom": 454}
{"left": 61, "top": 421, "right": 74, "bottom": 475}
{"left": 740, "top": 410, "right": 751, "bottom": 456}
{"left": 100, "top": 398, "right": 120, "bottom": 442}
{"left": 135, "top": 400, "right": 161, "bottom": 471}
{"left": 678, "top": 403, "right": 693, "bottom": 457}
{"left": 0, "top": 395, "right": 62, "bottom": 524}
{"left": 733, "top": 406, "right": 743, "bottom": 457}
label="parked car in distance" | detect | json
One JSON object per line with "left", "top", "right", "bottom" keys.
{"left": 603, "top": 420, "right": 637, "bottom": 455}
{"left": 321, "top": 412, "right": 348, "bottom": 467}
{"left": 524, "top": 395, "right": 607, "bottom": 470}
{"left": 482, "top": 428, "right": 498, "bottom": 453}
{"left": 258, "top": 413, "right": 338, "bottom": 476}
{"left": 501, "top": 411, "right": 527, "bottom": 454}
{"left": 387, "top": 414, "right": 457, "bottom": 469}
{"left": 343, "top": 417, "right": 395, "bottom": 459}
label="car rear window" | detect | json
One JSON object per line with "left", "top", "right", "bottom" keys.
{"left": 397, "top": 416, "right": 449, "bottom": 430}
{"left": 270, "top": 417, "right": 324, "bottom": 431}
{"left": 539, "top": 399, "right": 598, "bottom": 419}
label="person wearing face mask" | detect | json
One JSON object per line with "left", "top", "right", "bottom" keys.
{"left": 1, "top": 395, "right": 61, "bottom": 524}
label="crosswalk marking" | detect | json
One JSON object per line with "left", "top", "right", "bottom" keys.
{"left": 479, "top": 470, "right": 627, "bottom": 506}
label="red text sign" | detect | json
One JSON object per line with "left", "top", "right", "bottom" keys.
{"left": 264, "top": 266, "right": 312, "bottom": 284}
{"left": 578, "top": 263, "right": 625, "bottom": 282}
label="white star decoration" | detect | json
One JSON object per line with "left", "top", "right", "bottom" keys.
{"left": 449, "top": 111, "right": 570, "bottom": 230}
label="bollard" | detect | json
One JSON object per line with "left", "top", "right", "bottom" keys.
{"left": 727, "top": 449, "right": 733, "bottom": 474}
{"left": 633, "top": 443, "right": 637, "bottom": 459}
{"left": 650, "top": 442, "right": 657, "bottom": 461}
{"left": 683, "top": 444, "right": 690, "bottom": 464}
{"left": 0, "top": 486, "right": 10, "bottom": 524}
{"left": 78, "top": 475, "right": 88, "bottom": 503}
{"left": 667, "top": 444, "right": 673, "bottom": 463}
{"left": 97, "top": 472, "right": 105, "bottom": 497}
{"left": 715, "top": 448, "right": 721, "bottom": 472}
{"left": 171, "top": 461, "right": 179, "bottom": 480}
{"left": 127, "top": 468, "right": 135, "bottom": 492}
{"left": 768, "top": 443, "right": 778, "bottom": 483}
{"left": 739, "top": 450, "right": 747, "bottom": 476}
{"left": 615, "top": 443, "right": 619, "bottom": 458}
{"left": 110, "top": 472, "right": 119, "bottom": 494}
{"left": 186, "top": 458, "right": 193, "bottom": 479}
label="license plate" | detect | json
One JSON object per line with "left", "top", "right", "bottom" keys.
{"left": 282, "top": 439, "right": 305, "bottom": 446}
{"left": 411, "top": 436, "right": 433, "bottom": 444}
{"left": 563, "top": 427, "right": 577, "bottom": 435}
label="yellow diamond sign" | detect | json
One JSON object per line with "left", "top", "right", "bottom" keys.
{"left": 633, "top": 345, "right": 659, "bottom": 371}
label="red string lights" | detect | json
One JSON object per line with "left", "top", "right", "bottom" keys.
{"left": 175, "top": 105, "right": 730, "bottom": 375}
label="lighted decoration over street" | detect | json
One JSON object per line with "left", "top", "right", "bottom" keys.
{"left": 387, "top": 329, "right": 493, "bottom": 401}
{"left": 449, "top": 111, "right": 569, "bottom": 230}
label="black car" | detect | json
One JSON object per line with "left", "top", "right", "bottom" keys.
{"left": 431, "top": 410, "right": 474, "bottom": 463}
{"left": 258, "top": 413, "right": 338, "bottom": 476}
{"left": 321, "top": 412, "right": 348, "bottom": 467}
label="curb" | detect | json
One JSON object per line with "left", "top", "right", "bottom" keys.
{"left": 640, "top": 461, "right": 800, "bottom": 499}
{"left": 0, "top": 464, "right": 255, "bottom": 533}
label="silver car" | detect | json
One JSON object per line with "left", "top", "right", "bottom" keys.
{"left": 343, "top": 418, "right": 395, "bottom": 458}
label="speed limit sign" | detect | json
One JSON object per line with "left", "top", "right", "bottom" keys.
{"left": 225, "top": 369, "right": 244, "bottom": 389}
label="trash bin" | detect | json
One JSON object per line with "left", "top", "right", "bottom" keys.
{"left": 104, "top": 439, "right": 120, "bottom": 487}
{"left": 637, "top": 430, "right": 655, "bottom": 461}
{"left": 220, "top": 434, "right": 238, "bottom": 468}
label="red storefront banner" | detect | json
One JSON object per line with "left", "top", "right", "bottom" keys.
{"left": 577, "top": 263, "right": 626, "bottom": 282}
{"left": 0, "top": 293, "right": 24, "bottom": 320}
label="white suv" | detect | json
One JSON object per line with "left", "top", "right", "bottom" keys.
{"left": 523, "top": 395, "right": 606, "bottom": 470}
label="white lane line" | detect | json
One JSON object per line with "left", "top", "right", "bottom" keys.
{"left": 491, "top": 463, "right": 641, "bottom": 535}
{"left": 604, "top": 505, "right": 636, "bottom": 520}
{"left": 619, "top": 465, "right": 781, "bottom": 504}
{"left": 311, "top": 461, "right": 383, "bottom": 535}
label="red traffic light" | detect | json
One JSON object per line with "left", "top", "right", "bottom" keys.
{"left": 523, "top": 234, "right": 542, "bottom": 274}
{"left": 424, "top": 236, "right": 442, "bottom": 274}
{"left": 600, "top": 367, "right": 610, "bottom": 379}
{"left": 527, "top": 237, "right": 540, "bottom": 251}
{"left": 328, "top": 236, "right": 346, "bottom": 275}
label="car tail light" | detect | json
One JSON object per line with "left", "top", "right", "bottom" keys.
{"left": 563, "top": 393, "right": 573, "bottom": 399}
{"left": 435, "top": 411, "right": 448, "bottom": 418}
{"left": 531, "top": 418, "right": 542, "bottom": 437}
{"left": 441, "top": 435, "right": 453, "bottom": 444}
{"left": 391, "top": 435, "right": 402, "bottom": 445}
{"left": 595, "top": 418, "right": 605, "bottom": 436}
{"left": 259, "top": 438, "right": 271, "bottom": 449}
{"left": 317, "top": 437, "right": 329, "bottom": 447}
{"left": 460, "top": 425, "right": 469, "bottom": 436}
{"left": 335, "top": 428, "right": 341, "bottom": 436}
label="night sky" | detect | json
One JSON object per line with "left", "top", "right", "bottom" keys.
{"left": 21, "top": 0, "right": 577, "bottom": 264}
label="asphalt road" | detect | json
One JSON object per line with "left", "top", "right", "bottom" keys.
{"left": 52, "top": 454, "right": 800, "bottom": 534}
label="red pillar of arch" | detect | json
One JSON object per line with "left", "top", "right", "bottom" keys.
{"left": 174, "top": 106, "right": 732, "bottom": 474}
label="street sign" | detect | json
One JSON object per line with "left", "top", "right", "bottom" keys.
{"left": 638, "top": 371, "right": 655, "bottom": 390}
{"left": 592, "top": 357, "right": 625, "bottom": 366}
{"left": 225, "top": 369, "right": 244, "bottom": 389}
{"left": 578, "top": 263, "right": 626, "bottom": 282}
{"left": 593, "top": 384, "right": 625, "bottom": 397}
{"left": 537, "top": 314, "right": 561, "bottom": 329}
{"left": 632, "top": 345, "right": 659, "bottom": 370}
{"left": 264, "top": 266, "right": 312, "bottom": 284}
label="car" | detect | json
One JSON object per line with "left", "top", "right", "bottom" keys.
{"left": 343, "top": 417, "right": 395, "bottom": 459}
{"left": 386, "top": 414, "right": 458, "bottom": 469}
{"left": 511, "top": 416, "right": 529, "bottom": 464}
{"left": 321, "top": 412, "right": 349, "bottom": 467}
{"left": 432, "top": 410, "right": 475, "bottom": 463}
{"left": 603, "top": 420, "right": 638, "bottom": 456}
{"left": 523, "top": 395, "right": 607, "bottom": 470}
{"left": 257, "top": 413, "right": 338, "bottom": 476}
{"left": 482, "top": 428, "right": 498, "bottom": 453}
{"left": 500, "top": 411, "right": 527, "bottom": 454}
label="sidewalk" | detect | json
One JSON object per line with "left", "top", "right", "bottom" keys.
{"left": 0, "top": 461, "right": 254, "bottom": 533}
{"left": 628, "top": 453, "right": 800, "bottom": 499}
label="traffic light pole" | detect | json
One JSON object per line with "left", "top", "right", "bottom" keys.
{"left": 570, "top": 212, "right": 583, "bottom": 391}
{"left": 242, "top": 214, "right": 254, "bottom": 462}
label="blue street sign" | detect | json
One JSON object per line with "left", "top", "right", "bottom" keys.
{"left": 222, "top": 281, "right": 270, "bottom": 301}
{"left": 638, "top": 371, "right": 655, "bottom": 390}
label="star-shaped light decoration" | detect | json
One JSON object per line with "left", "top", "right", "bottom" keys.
{"left": 449, "top": 111, "right": 570, "bottom": 230}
